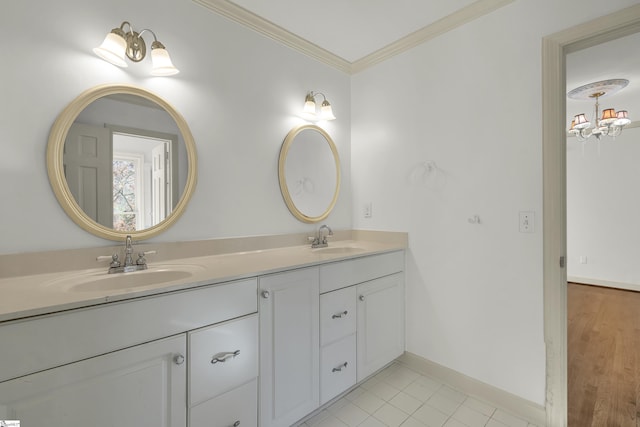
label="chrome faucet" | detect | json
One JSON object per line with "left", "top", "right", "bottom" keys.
{"left": 97, "top": 235, "right": 156, "bottom": 274}
{"left": 310, "top": 224, "right": 333, "bottom": 248}
{"left": 124, "top": 235, "right": 134, "bottom": 267}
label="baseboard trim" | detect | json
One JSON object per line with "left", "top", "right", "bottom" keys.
{"left": 397, "top": 352, "right": 546, "bottom": 426}
{"left": 568, "top": 276, "right": 640, "bottom": 293}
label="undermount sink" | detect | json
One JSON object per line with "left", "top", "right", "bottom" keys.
{"left": 311, "top": 246, "right": 366, "bottom": 255}
{"left": 45, "top": 265, "right": 205, "bottom": 293}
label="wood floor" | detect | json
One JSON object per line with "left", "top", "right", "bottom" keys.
{"left": 568, "top": 282, "right": 640, "bottom": 427}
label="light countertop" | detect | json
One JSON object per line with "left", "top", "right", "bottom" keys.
{"left": 0, "top": 239, "right": 405, "bottom": 323}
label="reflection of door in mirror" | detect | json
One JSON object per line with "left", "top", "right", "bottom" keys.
{"left": 64, "top": 124, "right": 178, "bottom": 232}
{"left": 64, "top": 123, "right": 113, "bottom": 228}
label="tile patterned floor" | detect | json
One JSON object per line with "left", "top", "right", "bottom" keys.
{"left": 297, "top": 363, "right": 538, "bottom": 427}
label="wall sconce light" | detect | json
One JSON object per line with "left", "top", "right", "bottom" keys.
{"left": 302, "top": 91, "right": 336, "bottom": 121}
{"left": 94, "top": 21, "right": 179, "bottom": 76}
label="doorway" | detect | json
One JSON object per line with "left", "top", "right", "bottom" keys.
{"left": 542, "top": 5, "right": 640, "bottom": 426}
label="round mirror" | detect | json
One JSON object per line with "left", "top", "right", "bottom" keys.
{"left": 278, "top": 124, "right": 340, "bottom": 223}
{"left": 47, "top": 84, "right": 197, "bottom": 241}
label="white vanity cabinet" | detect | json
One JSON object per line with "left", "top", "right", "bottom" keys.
{"left": 0, "top": 244, "right": 405, "bottom": 427}
{"left": 319, "top": 251, "right": 405, "bottom": 400}
{"left": 0, "top": 334, "right": 187, "bottom": 427}
{"left": 0, "top": 278, "right": 258, "bottom": 427}
{"left": 258, "top": 267, "right": 320, "bottom": 427}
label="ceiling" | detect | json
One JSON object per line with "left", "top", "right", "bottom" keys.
{"left": 224, "top": 0, "right": 477, "bottom": 62}
{"left": 194, "top": 0, "right": 639, "bottom": 125}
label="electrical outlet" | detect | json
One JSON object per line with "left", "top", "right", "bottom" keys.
{"left": 363, "top": 202, "right": 372, "bottom": 218}
{"left": 519, "top": 211, "right": 534, "bottom": 233}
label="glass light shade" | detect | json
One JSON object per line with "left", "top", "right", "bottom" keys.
{"left": 573, "top": 114, "right": 591, "bottom": 130}
{"left": 600, "top": 108, "right": 616, "bottom": 124}
{"left": 614, "top": 110, "right": 631, "bottom": 126}
{"left": 303, "top": 98, "right": 316, "bottom": 115}
{"left": 319, "top": 100, "right": 336, "bottom": 120}
{"left": 150, "top": 47, "right": 179, "bottom": 76}
{"left": 93, "top": 31, "right": 128, "bottom": 67}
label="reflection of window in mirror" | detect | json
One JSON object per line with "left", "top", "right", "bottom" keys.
{"left": 112, "top": 154, "right": 141, "bottom": 232}
{"left": 112, "top": 131, "right": 175, "bottom": 231}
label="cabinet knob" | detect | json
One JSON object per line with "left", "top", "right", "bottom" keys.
{"left": 173, "top": 354, "right": 185, "bottom": 365}
{"left": 332, "top": 310, "right": 348, "bottom": 319}
{"left": 232, "top": 422, "right": 240, "bottom": 427}
{"left": 261, "top": 290, "right": 270, "bottom": 299}
{"left": 359, "top": 295, "right": 365, "bottom": 301}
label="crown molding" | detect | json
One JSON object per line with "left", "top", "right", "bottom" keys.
{"left": 193, "top": 0, "right": 514, "bottom": 75}
{"left": 192, "top": 0, "right": 352, "bottom": 73}
{"left": 351, "top": 0, "right": 515, "bottom": 73}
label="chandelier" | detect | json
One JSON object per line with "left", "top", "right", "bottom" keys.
{"left": 568, "top": 79, "right": 631, "bottom": 142}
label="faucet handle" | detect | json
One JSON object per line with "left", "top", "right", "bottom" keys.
{"left": 97, "top": 254, "right": 121, "bottom": 268}
{"left": 136, "top": 250, "right": 157, "bottom": 266}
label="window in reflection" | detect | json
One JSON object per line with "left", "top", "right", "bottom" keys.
{"left": 111, "top": 131, "right": 173, "bottom": 231}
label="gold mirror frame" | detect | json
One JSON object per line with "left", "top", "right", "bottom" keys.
{"left": 46, "top": 84, "right": 197, "bottom": 241}
{"left": 278, "top": 124, "right": 341, "bottom": 223}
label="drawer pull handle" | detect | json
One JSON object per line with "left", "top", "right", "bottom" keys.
{"left": 332, "top": 310, "right": 348, "bottom": 319}
{"left": 173, "top": 354, "right": 185, "bottom": 365}
{"left": 359, "top": 295, "right": 365, "bottom": 301}
{"left": 332, "top": 362, "right": 348, "bottom": 372}
{"left": 232, "top": 422, "right": 240, "bottom": 427}
{"left": 211, "top": 350, "right": 241, "bottom": 364}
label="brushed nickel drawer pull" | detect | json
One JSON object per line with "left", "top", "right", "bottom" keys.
{"left": 332, "top": 362, "right": 348, "bottom": 372}
{"left": 332, "top": 310, "right": 348, "bottom": 319}
{"left": 211, "top": 349, "right": 240, "bottom": 364}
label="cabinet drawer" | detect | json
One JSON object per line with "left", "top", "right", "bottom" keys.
{"left": 320, "top": 334, "right": 356, "bottom": 405}
{"left": 190, "top": 378, "right": 257, "bottom": 427}
{"left": 189, "top": 314, "right": 258, "bottom": 406}
{"left": 320, "top": 286, "right": 356, "bottom": 346}
{"left": 320, "top": 251, "right": 404, "bottom": 293}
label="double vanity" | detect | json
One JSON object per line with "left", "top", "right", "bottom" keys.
{"left": 0, "top": 235, "right": 406, "bottom": 427}
{"left": 0, "top": 83, "right": 406, "bottom": 426}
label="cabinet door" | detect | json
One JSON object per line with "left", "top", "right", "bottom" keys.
{"left": 0, "top": 335, "right": 187, "bottom": 427}
{"left": 259, "top": 267, "right": 320, "bottom": 427}
{"left": 357, "top": 273, "right": 405, "bottom": 382}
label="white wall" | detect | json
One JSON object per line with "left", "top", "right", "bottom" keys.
{"left": 567, "top": 127, "right": 640, "bottom": 286}
{"left": 0, "top": 0, "right": 351, "bottom": 254}
{"left": 351, "top": 0, "right": 638, "bottom": 405}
